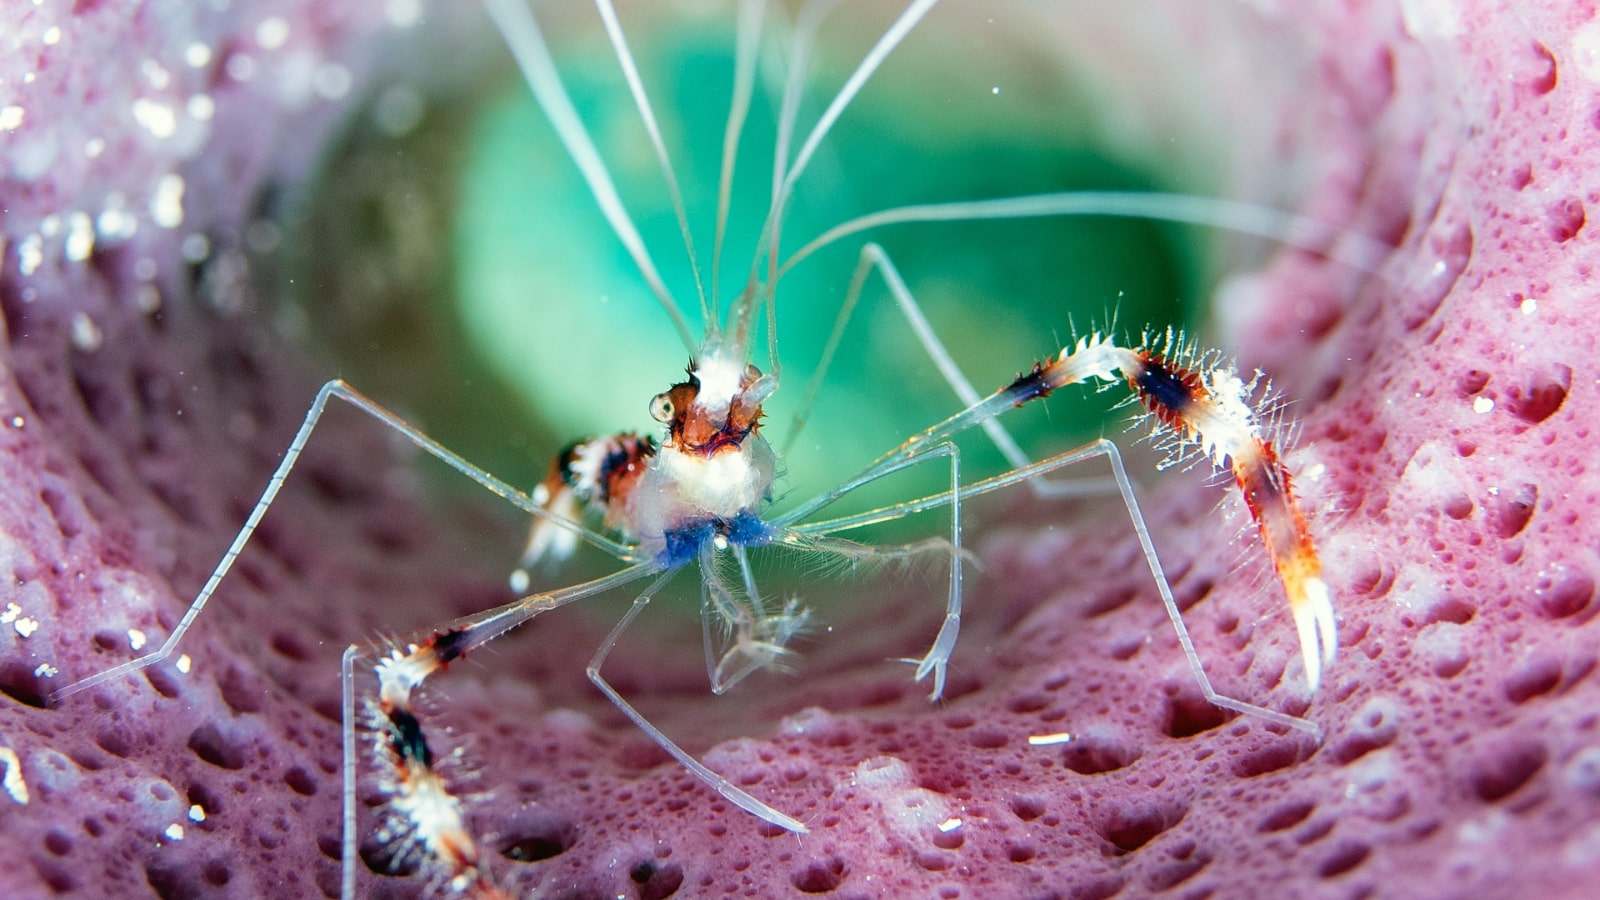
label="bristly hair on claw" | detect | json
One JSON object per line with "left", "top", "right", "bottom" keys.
{"left": 1112, "top": 329, "right": 1338, "bottom": 691}
{"left": 1011, "top": 326, "right": 1337, "bottom": 691}
{"left": 364, "top": 637, "right": 507, "bottom": 898}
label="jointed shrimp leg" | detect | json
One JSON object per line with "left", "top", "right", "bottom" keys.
{"left": 51, "top": 379, "right": 633, "bottom": 704}
{"left": 785, "top": 242, "right": 1119, "bottom": 499}
{"left": 585, "top": 560, "right": 810, "bottom": 834}
{"left": 798, "top": 436, "right": 1320, "bottom": 737}
{"left": 587, "top": 441, "right": 967, "bottom": 835}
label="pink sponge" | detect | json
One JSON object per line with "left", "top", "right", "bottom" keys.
{"left": 1, "top": 1, "right": 1597, "bottom": 898}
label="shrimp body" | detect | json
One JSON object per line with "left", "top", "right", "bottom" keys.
{"left": 515, "top": 339, "right": 780, "bottom": 577}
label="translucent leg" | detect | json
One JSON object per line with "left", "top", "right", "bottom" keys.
{"left": 51, "top": 378, "right": 632, "bottom": 704}
{"left": 778, "top": 528, "right": 968, "bottom": 701}
{"left": 699, "top": 543, "right": 764, "bottom": 693}
{"left": 1081, "top": 440, "right": 1321, "bottom": 738}
{"left": 341, "top": 562, "right": 660, "bottom": 898}
{"left": 796, "top": 438, "right": 1321, "bottom": 738}
{"left": 340, "top": 647, "right": 359, "bottom": 899}
{"left": 908, "top": 441, "right": 961, "bottom": 699}
{"left": 587, "top": 570, "right": 810, "bottom": 834}
{"left": 764, "top": 439, "right": 965, "bottom": 700}
{"left": 592, "top": 0, "right": 709, "bottom": 323}
{"left": 786, "top": 242, "right": 1114, "bottom": 499}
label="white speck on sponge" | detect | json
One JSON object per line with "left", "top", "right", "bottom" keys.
{"left": 1, "top": 747, "right": 27, "bottom": 805}
{"left": 132, "top": 98, "right": 177, "bottom": 139}
{"left": 151, "top": 174, "right": 185, "bottom": 228}
{"left": 1572, "top": 23, "right": 1600, "bottom": 84}
{"left": 852, "top": 756, "right": 952, "bottom": 842}
{"left": 255, "top": 17, "right": 291, "bottom": 51}
{"left": 184, "top": 42, "right": 213, "bottom": 68}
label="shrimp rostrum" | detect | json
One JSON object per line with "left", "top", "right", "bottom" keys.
{"left": 47, "top": 0, "right": 1344, "bottom": 896}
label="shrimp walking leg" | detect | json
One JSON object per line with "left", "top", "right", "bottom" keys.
{"left": 51, "top": 379, "right": 631, "bottom": 704}
{"left": 703, "top": 544, "right": 813, "bottom": 695}
{"left": 585, "top": 566, "right": 811, "bottom": 835}
{"left": 783, "top": 527, "right": 974, "bottom": 692}
{"left": 762, "top": 438, "right": 966, "bottom": 699}
{"left": 787, "top": 241, "right": 1117, "bottom": 498}
{"left": 796, "top": 438, "right": 1320, "bottom": 737}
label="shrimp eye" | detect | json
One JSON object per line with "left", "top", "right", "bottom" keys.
{"left": 649, "top": 393, "right": 674, "bottom": 423}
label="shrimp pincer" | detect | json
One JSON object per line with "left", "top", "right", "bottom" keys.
{"left": 1010, "top": 331, "right": 1338, "bottom": 689}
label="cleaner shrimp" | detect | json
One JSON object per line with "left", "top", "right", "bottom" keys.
{"left": 42, "top": 0, "right": 1372, "bottom": 895}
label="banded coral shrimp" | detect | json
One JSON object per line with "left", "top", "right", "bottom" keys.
{"left": 0, "top": 0, "right": 1414, "bottom": 890}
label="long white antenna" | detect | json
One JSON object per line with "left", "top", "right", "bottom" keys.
{"left": 766, "top": 0, "right": 838, "bottom": 250}
{"left": 777, "top": 0, "right": 940, "bottom": 219}
{"left": 758, "top": 0, "right": 940, "bottom": 326}
{"left": 594, "top": 0, "right": 710, "bottom": 328}
{"left": 780, "top": 192, "right": 1395, "bottom": 281}
{"left": 483, "top": 0, "right": 697, "bottom": 352}
{"left": 710, "top": 0, "right": 767, "bottom": 312}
